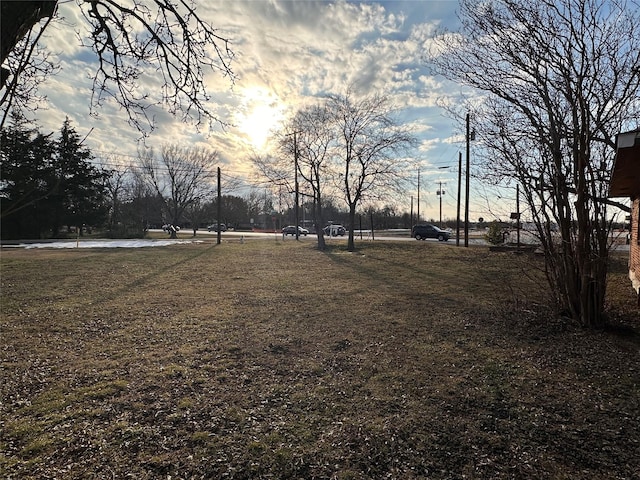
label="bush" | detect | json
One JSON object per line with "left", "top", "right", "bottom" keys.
{"left": 484, "top": 221, "right": 506, "bottom": 245}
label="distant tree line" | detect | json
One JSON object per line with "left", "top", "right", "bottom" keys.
{"left": 3, "top": 114, "right": 421, "bottom": 240}
{"left": 2, "top": 112, "right": 551, "bottom": 242}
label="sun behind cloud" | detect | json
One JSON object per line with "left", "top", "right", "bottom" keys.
{"left": 236, "top": 87, "right": 287, "bottom": 150}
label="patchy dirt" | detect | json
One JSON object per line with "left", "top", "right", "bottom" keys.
{"left": 1, "top": 241, "right": 638, "bottom": 479}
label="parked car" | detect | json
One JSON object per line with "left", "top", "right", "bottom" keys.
{"left": 323, "top": 224, "right": 346, "bottom": 236}
{"left": 282, "top": 225, "right": 309, "bottom": 236}
{"left": 207, "top": 223, "right": 227, "bottom": 232}
{"left": 412, "top": 224, "right": 450, "bottom": 241}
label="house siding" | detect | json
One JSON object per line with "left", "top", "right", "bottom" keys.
{"left": 631, "top": 197, "right": 640, "bottom": 302}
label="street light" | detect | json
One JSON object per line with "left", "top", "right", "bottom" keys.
{"left": 294, "top": 131, "right": 299, "bottom": 240}
{"left": 417, "top": 167, "right": 421, "bottom": 224}
{"left": 438, "top": 163, "right": 462, "bottom": 245}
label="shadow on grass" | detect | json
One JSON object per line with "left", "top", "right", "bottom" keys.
{"left": 321, "top": 241, "right": 548, "bottom": 317}
{"left": 88, "top": 241, "right": 221, "bottom": 307}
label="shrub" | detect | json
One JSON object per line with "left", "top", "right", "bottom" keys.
{"left": 485, "top": 221, "right": 506, "bottom": 245}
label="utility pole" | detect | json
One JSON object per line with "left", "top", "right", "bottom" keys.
{"left": 284, "top": 130, "right": 302, "bottom": 240}
{"left": 456, "top": 152, "right": 462, "bottom": 246}
{"left": 217, "top": 167, "right": 221, "bottom": 245}
{"left": 294, "top": 131, "right": 299, "bottom": 240}
{"left": 410, "top": 196, "right": 414, "bottom": 228}
{"left": 516, "top": 184, "right": 521, "bottom": 249}
{"left": 436, "top": 180, "right": 446, "bottom": 227}
{"left": 464, "top": 113, "right": 472, "bottom": 247}
{"left": 437, "top": 165, "right": 451, "bottom": 229}
{"left": 417, "top": 168, "right": 420, "bottom": 224}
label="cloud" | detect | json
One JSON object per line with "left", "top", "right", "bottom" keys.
{"left": 13, "top": 0, "right": 465, "bottom": 200}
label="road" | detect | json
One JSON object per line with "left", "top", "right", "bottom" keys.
{"left": 179, "top": 229, "right": 629, "bottom": 251}
{"left": 179, "top": 229, "right": 485, "bottom": 245}
{"left": 8, "top": 230, "right": 627, "bottom": 252}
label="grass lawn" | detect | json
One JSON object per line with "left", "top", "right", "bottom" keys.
{"left": 1, "top": 239, "right": 638, "bottom": 479}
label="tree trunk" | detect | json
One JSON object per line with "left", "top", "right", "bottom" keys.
{"left": 314, "top": 186, "right": 326, "bottom": 251}
{"left": 347, "top": 206, "right": 356, "bottom": 252}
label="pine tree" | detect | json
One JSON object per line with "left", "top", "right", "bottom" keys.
{"left": 1, "top": 116, "right": 109, "bottom": 239}
{"left": 50, "top": 118, "right": 108, "bottom": 236}
{"left": 0, "top": 113, "right": 55, "bottom": 239}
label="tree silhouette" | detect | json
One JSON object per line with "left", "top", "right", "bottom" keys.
{"left": 1, "top": 116, "right": 108, "bottom": 238}
{"left": 138, "top": 144, "right": 218, "bottom": 239}
{"left": 1, "top": 1, "right": 234, "bottom": 133}
{"left": 329, "top": 91, "right": 415, "bottom": 251}
{"left": 427, "top": 0, "right": 640, "bottom": 327}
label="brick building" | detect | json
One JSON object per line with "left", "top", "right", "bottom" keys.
{"left": 609, "top": 129, "right": 640, "bottom": 305}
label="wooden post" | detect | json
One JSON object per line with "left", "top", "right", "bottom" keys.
{"left": 370, "top": 211, "right": 375, "bottom": 241}
{"left": 294, "top": 132, "right": 299, "bottom": 240}
{"left": 217, "top": 167, "right": 221, "bottom": 245}
{"left": 516, "top": 184, "right": 521, "bottom": 249}
{"left": 457, "top": 152, "right": 462, "bottom": 246}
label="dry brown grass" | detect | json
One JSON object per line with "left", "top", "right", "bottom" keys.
{"left": 1, "top": 239, "right": 638, "bottom": 479}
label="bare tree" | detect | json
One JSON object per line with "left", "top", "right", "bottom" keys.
{"left": 245, "top": 188, "right": 272, "bottom": 227}
{"left": 139, "top": 144, "right": 218, "bottom": 238}
{"left": 427, "top": 0, "right": 640, "bottom": 327}
{"left": 251, "top": 151, "right": 294, "bottom": 222}
{"left": 328, "top": 91, "right": 415, "bottom": 251}
{"left": 127, "top": 168, "right": 159, "bottom": 235}
{"left": 289, "top": 104, "right": 336, "bottom": 250}
{"left": 256, "top": 93, "right": 415, "bottom": 251}
{"left": 103, "top": 163, "right": 129, "bottom": 235}
{"left": 1, "top": 0, "right": 234, "bottom": 134}
{"left": 260, "top": 104, "right": 336, "bottom": 250}
{"left": 183, "top": 198, "right": 206, "bottom": 237}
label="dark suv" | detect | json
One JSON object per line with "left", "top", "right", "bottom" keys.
{"left": 412, "top": 224, "right": 450, "bottom": 241}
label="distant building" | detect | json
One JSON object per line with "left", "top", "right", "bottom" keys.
{"left": 609, "top": 129, "right": 640, "bottom": 305}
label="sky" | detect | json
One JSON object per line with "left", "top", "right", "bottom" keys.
{"left": 24, "top": 0, "right": 499, "bottom": 223}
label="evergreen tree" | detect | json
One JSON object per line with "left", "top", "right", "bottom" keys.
{"left": 0, "top": 114, "right": 55, "bottom": 239}
{"left": 1, "top": 116, "right": 109, "bottom": 239}
{"left": 49, "top": 118, "right": 108, "bottom": 236}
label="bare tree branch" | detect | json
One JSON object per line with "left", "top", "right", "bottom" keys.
{"left": 0, "top": 14, "right": 59, "bottom": 130}
{"left": 1, "top": 0, "right": 235, "bottom": 135}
